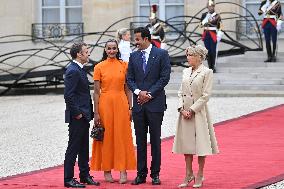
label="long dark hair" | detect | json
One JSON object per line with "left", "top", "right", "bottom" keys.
{"left": 101, "top": 39, "right": 121, "bottom": 61}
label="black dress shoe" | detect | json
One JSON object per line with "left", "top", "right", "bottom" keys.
{"left": 271, "top": 56, "right": 277, "bottom": 62}
{"left": 264, "top": 57, "right": 272, "bottom": 62}
{"left": 64, "top": 178, "right": 86, "bottom": 188}
{"left": 152, "top": 176, "right": 161, "bottom": 185}
{"left": 131, "top": 176, "right": 146, "bottom": 185}
{"left": 80, "top": 176, "right": 100, "bottom": 186}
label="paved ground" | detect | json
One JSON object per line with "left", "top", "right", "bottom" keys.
{"left": 0, "top": 94, "right": 283, "bottom": 188}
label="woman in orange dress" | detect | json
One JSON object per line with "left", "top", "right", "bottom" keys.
{"left": 90, "top": 39, "right": 136, "bottom": 184}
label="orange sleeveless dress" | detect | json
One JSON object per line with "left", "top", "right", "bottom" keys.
{"left": 90, "top": 58, "right": 136, "bottom": 171}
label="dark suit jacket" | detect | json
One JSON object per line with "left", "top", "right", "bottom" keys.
{"left": 127, "top": 46, "right": 171, "bottom": 113}
{"left": 64, "top": 61, "right": 93, "bottom": 123}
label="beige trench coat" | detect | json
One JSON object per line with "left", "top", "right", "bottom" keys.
{"left": 172, "top": 64, "right": 219, "bottom": 156}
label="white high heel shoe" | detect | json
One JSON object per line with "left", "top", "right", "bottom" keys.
{"left": 104, "top": 171, "right": 114, "bottom": 183}
{"left": 178, "top": 175, "right": 195, "bottom": 188}
{"left": 119, "top": 171, "right": 127, "bottom": 184}
{"left": 192, "top": 176, "right": 204, "bottom": 188}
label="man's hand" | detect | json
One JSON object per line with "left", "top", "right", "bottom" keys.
{"left": 75, "top": 114, "right": 83, "bottom": 120}
{"left": 137, "top": 91, "right": 151, "bottom": 105}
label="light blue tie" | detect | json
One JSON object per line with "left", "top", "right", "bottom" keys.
{"left": 141, "top": 51, "right": 147, "bottom": 73}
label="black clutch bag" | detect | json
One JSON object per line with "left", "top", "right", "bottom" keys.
{"left": 90, "top": 123, "right": 105, "bottom": 141}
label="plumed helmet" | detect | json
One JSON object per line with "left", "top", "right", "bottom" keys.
{"left": 208, "top": 0, "right": 215, "bottom": 6}
{"left": 150, "top": 4, "right": 158, "bottom": 19}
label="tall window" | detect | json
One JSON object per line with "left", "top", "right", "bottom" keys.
{"left": 139, "top": 0, "right": 184, "bottom": 21}
{"left": 32, "top": 0, "right": 83, "bottom": 41}
{"left": 138, "top": 0, "right": 185, "bottom": 36}
{"left": 41, "top": 0, "right": 82, "bottom": 23}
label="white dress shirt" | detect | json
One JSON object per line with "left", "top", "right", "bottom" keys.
{"left": 73, "top": 60, "right": 84, "bottom": 68}
{"left": 134, "top": 44, "right": 153, "bottom": 96}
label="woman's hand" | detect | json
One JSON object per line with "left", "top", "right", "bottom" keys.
{"left": 181, "top": 109, "right": 193, "bottom": 120}
{"left": 94, "top": 113, "right": 101, "bottom": 125}
{"left": 129, "top": 109, "right": 132, "bottom": 121}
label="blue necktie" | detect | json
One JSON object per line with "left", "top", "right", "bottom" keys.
{"left": 141, "top": 51, "right": 147, "bottom": 73}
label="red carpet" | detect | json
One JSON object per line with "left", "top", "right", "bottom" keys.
{"left": 1, "top": 104, "right": 284, "bottom": 188}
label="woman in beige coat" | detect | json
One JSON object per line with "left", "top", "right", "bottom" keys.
{"left": 172, "top": 44, "right": 219, "bottom": 188}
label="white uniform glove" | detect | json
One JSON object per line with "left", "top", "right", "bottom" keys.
{"left": 160, "top": 42, "right": 167, "bottom": 49}
{"left": 277, "top": 20, "right": 283, "bottom": 31}
{"left": 217, "top": 30, "right": 223, "bottom": 42}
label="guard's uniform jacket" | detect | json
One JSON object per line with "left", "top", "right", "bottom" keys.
{"left": 147, "top": 21, "right": 165, "bottom": 48}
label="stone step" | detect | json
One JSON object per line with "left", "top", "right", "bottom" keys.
{"left": 217, "top": 62, "right": 284, "bottom": 68}
{"left": 218, "top": 79, "right": 283, "bottom": 85}
{"left": 165, "top": 89, "right": 284, "bottom": 97}
{"left": 218, "top": 52, "right": 284, "bottom": 62}
{"left": 221, "top": 51, "right": 284, "bottom": 57}
{"left": 168, "top": 74, "right": 284, "bottom": 85}
{"left": 165, "top": 83, "right": 181, "bottom": 90}
{"left": 218, "top": 57, "right": 284, "bottom": 63}
{"left": 213, "top": 84, "right": 284, "bottom": 91}
{"left": 169, "top": 73, "right": 284, "bottom": 81}
{"left": 214, "top": 72, "right": 284, "bottom": 79}
{"left": 167, "top": 80, "right": 284, "bottom": 90}
{"left": 216, "top": 67, "right": 284, "bottom": 73}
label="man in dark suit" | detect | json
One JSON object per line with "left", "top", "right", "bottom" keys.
{"left": 64, "top": 42, "right": 100, "bottom": 188}
{"left": 127, "top": 27, "right": 171, "bottom": 185}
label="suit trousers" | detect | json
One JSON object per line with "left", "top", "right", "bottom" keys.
{"left": 263, "top": 21, "right": 278, "bottom": 57}
{"left": 204, "top": 32, "right": 217, "bottom": 70}
{"left": 133, "top": 108, "right": 164, "bottom": 178}
{"left": 64, "top": 118, "right": 90, "bottom": 182}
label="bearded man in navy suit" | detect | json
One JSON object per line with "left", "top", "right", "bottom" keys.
{"left": 64, "top": 42, "right": 99, "bottom": 188}
{"left": 127, "top": 27, "right": 171, "bottom": 185}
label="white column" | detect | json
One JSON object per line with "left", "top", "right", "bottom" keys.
{"left": 60, "top": 0, "right": 65, "bottom": 23}
{"left": 159, "top": 0, "right": 166, "bottom": 20}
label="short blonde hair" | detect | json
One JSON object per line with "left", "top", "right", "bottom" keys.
{"left": 116, "top": 28, "right": 129, "bottom": 42}
{"left": 185, "top": 44, "right": 208, "bottom": 61}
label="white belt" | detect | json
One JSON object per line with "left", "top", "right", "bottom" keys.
{"left": 204, "top": 27, "right": 217, "bottom": 31}
{"left": 151, "top": 35, "right": 161, "bottom": 40}
{"left": 264, "top": 15, "right": 277, "bottom": 19}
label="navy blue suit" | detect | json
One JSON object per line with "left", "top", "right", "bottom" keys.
{"left": 64, "top": 61, "right": 93, "bottom": 182}
{"left": 127, "top": 46, "right": 171, "bottom": 178}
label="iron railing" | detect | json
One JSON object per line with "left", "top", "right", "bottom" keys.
{"left": 31, "top": 23, "right": 84, "bottom": 41}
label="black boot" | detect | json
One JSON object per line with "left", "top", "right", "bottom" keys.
{"left": 271, "top": 41, "right": 277, "bottom": 62}
{"left": 264, "top": 41, "right": 272, "bottom": 62}
{"left": 211, "top": 53, "right": 216, "bottom": 73}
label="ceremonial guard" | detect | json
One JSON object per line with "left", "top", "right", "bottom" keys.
{"left": 258, "top": 0, "right": 283, "bottom": 62}
{"left": 200, "top": 0, "right": 223, "bottom": 73}
{"left": 146, "top": 4, "right": 165, "bottom": 48}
